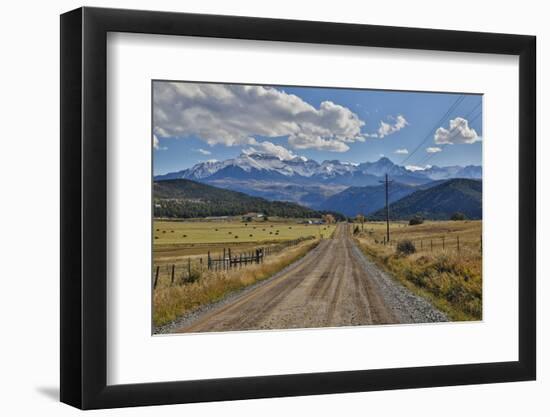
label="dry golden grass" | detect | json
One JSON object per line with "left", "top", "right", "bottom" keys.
{"left": 357, "top": 220, "right": 482, "bottom": 252}
{"left": 354, "top": 221, "right": 482, "bottom": 321}
{"left": 153, "top": 239, "right": 320, "bottom": 327}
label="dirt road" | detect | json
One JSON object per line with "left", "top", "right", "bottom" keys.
{"left": 175, "top": 224, "right": 446, "bottom": 333}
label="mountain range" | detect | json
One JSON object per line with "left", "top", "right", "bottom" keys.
{"left": 154, "top": 177, "right": 482, "bottom": 221}
{"left": 155, "top": 152, "right": 482, "bottom": 210}
{"left": 319, "top": 181, "right": 446, "bottom": 217}
{"left": 154, "top": 179, "right": 344, "bottom": 220}
{"left": 368, "top": 178, "right": 482, "bottom": 220}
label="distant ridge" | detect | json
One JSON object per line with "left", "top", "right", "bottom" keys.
{"left": 369, "top": 178, "right": 482, "bottom": 220}
{"left": 320, "top": 183, "right": 417, "bottom": 217}
{"left": 154, "top": 179, "right": 345, "bottom": 220}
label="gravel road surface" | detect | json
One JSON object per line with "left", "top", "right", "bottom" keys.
{"left": 174, "top": 224, "right": 447, "bottom": 333}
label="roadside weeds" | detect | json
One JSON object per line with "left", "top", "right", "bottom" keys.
{"left": 153, "top": 239, "right": 321, "bottom": 327}
{"left": 355, "top": 236, "right": 482, "bottom": 321}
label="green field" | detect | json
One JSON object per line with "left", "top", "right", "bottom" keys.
{"left": 153, "top": 219, "right": 336, "bottom": 263}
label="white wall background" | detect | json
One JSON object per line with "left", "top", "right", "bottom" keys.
{"left": 0, "top": 0, "right": 545, "bottom": 415}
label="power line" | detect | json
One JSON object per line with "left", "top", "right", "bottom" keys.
{"left": 400, "top": 94, "right": 465, "bottom": 166}
{"left": 406, "top": 99, "right": 482, "bottom": 168}
{"left": 417, "top": 110, "right": 482, "bottom": 167}
{"left": 380, "top": 98, "right": 481, "bottom": 205}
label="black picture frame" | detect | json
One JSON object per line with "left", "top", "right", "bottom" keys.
{"left": 60, "top": 6, "right": 536, "bottom": 410}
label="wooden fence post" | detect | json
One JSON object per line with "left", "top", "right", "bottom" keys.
{"left": 153, "top": 265, "right": 159, "bottom": 289}
{"left": 170, "top": 264, "right": 175, "bottom": 286}
{"left": 457, "top": 235, "right": 460, "bottom": 252}
{"left": 207, "top": 251, "right": 211, "bottom": 270}
{"left": 431, "top": 240, "right": 433, "bottom": 251}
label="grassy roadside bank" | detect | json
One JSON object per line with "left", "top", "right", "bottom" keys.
{"left": 355, "top": 232, "right": 482, "bottom": 322}
{"left": 153, "top": 239, "right": 321, "bottom": 327}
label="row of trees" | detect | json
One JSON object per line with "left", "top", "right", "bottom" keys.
{"left": 154, "top": 199, "right": 334, "bottom": 219}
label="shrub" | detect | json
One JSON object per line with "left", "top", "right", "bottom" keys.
{"left": 396, "top": 239, "right": 416, "bottom": 256}
{"left": 450, "top": 212, "right": 467, "bottom": 221}
{"left": 409, "top": 216, "right": 424, "bottom": 226}
{"left": 353, "top": 225, "right": 360, "bottom": 235}
{"left": 184, "top": 268, "right": 202, "bottom": 284}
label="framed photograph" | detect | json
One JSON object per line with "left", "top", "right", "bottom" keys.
{"left": 60, "top": 6, "right": 536, "bottom": 409}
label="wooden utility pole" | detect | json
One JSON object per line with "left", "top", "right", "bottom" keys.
{"left": 379, "top": 174, "right": 393, "bottom": 243}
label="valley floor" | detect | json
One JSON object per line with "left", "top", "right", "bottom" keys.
{"left": 153, "top": 218, "right": 335, "bottom": 264}
{"left": 157, "top": 224, "right": 447, "bottom": 334}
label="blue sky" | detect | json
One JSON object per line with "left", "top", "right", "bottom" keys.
{"left": 153, "top": 82, "right": 482, "bottom": 175}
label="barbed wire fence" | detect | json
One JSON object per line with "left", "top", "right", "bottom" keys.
{"left": 361, "top": 228, "right": 482, "bottom": 254}
{"left": 153, "top": 236, "right": 315, "bottom": 289}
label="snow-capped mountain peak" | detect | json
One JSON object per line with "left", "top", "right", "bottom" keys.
{"left": 154, "top": 153, "right": 481, "bottom": 184}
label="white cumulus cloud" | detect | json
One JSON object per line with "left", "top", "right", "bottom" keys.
{"left": 394, "top": 148, "right": 408, "bottom": 154}
{"left": 434, "top": 117, "right": 480, "bottom": 145}
{"left": 426, "top": 146, "right": 442, "bottom": 153}
{"left": 153, "top": 134, "right": 166, "bottom": 151}
{"left": 153, "top": 82, "right": 365, "bottom": 152}
{"left": 243, "top": 140, "right": 298, "bottom": 160}
{"left": 369, "top": 114, "right": 408, "bottom": 138}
